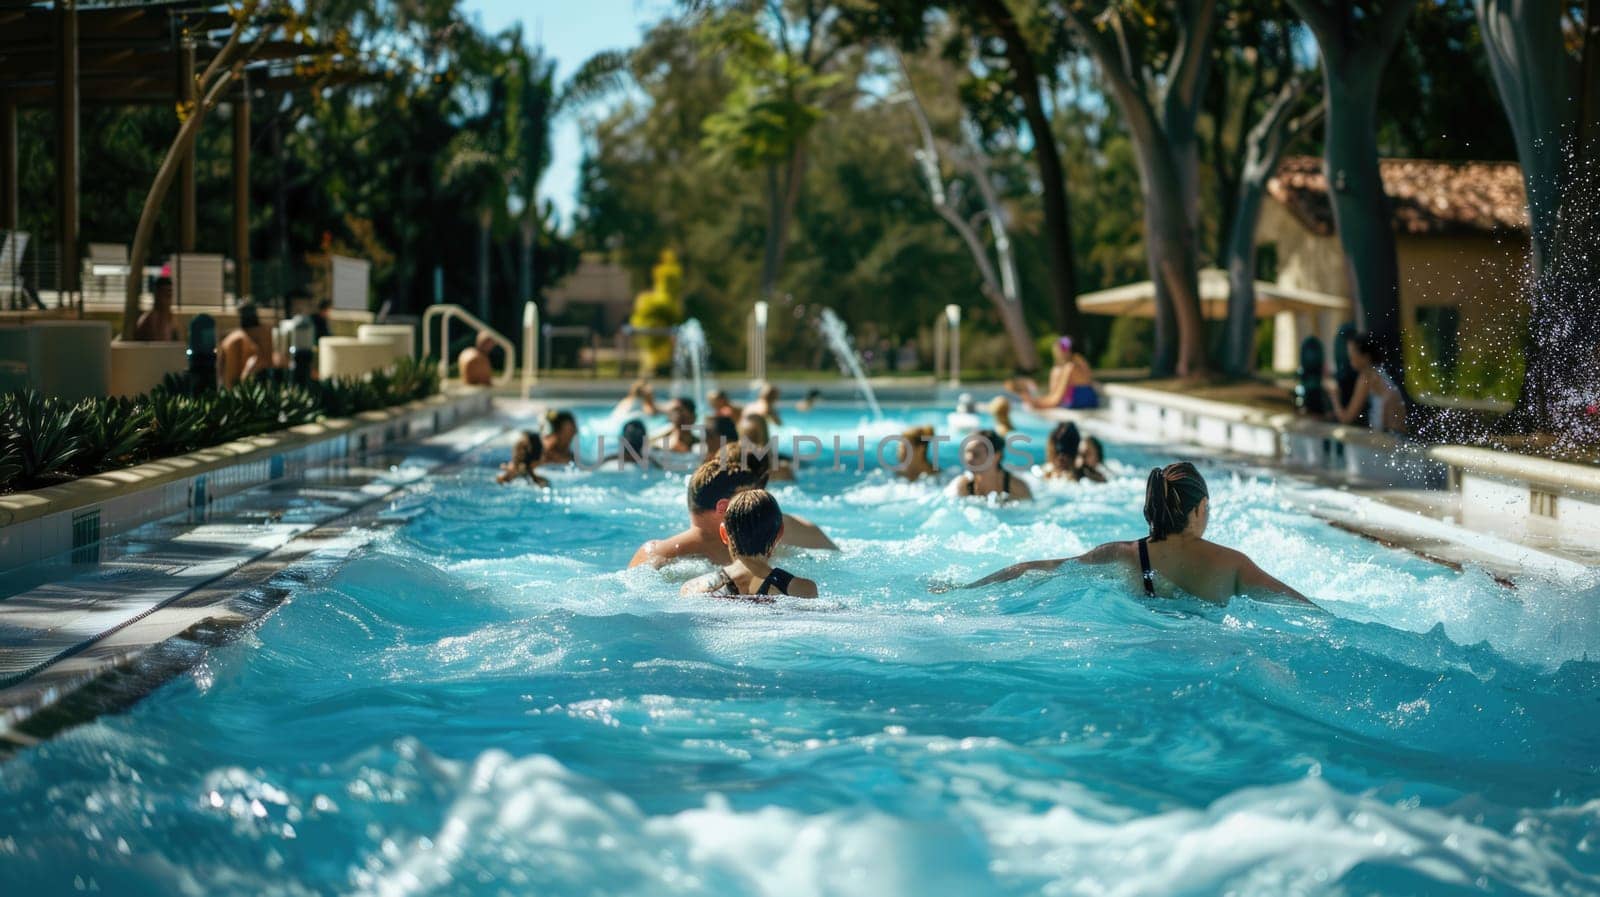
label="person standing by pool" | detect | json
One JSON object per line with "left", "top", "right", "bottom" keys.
{"left": 629, "top": 447, "right": 764, "bottom": 568}
{"left": 218, "top": 303, "right": 266, "bottom": 387}
{"left": 963, "top": 461, "right": 1313, "bottom": 605}
{"left": 948, "top": 430, "right": 1032, "bottom": 500}
{"left": 745, "top": 383, "right": 784, "bottom": 426}
{"left": 1008, "top": 336, "right": 1098, "bottom": 410}
{"left": 680, "top": 490, "right": 818, "bottom": 600}
{"left": 133, "top": 267, "right": 183, "bottom": 342}
{"left": 542, "top": 410, "right": 578, "bottom": 465}
{"left": 1040, "top": 422, "right": 1081, "bottom": 481}
{"left": 1330, "top": 331, "right": 1406, "bottom": 434}
{"left": 496, "top": 431, "right": 551, "bottom": 487}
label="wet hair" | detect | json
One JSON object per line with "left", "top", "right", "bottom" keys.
{"left": 237, "top": 303, "right": 261, "bottom": 329}
{"left": 722, "top": 489, "right": 784, "bottom": 557}
{"left": 1081, "top": 436, "right": 1105, "bottom": 466}
{"left": 544, "top": 409, "right": 577, "bottom": 436}
{"left": 709, "top": 415, "right": 739, "bottom": 443}
{"left": 1144, "top": 462, "right": 1209, "bottom": 541}
{"left": 620, "top": 418, "right": 647, "bottom": 462}
{"left": 512, "top": 430, "right": 543, "bottom": 477}
{"left": 901, "top": 425, "right": 934, "bottom": 466}
{"left": 1049, "top": 422, "right": 1081, "bottom": 467}
{"left": 672, "top": 397, "right": 697, "bottom": 419}
{"left": 687, "top": 446, "right": 762, "bottom": 513}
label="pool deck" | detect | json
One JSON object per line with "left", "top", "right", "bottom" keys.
{"left": 0, "top": 397, "right": 503, "bottom": 751}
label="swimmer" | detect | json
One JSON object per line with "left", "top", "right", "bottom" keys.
{"left": 542, "top": 410, "right": 578, "bottom": 465}
{"left": 796, "top": 388, "right": 823, "bottom": 413}
{"left": 964, "top": 461, "right": 1314, "bottom": 606}
{"left": 653, "top": 398, "right": 699, "bottom": 453}
{"left": 895, "top": 425, "right": 938, "bottom": 482}
{"left": 1041, "top": 421, "right": 1081, "bottom": 481}
{"left": 1077, "top": 436, "right": 1108, "bottom": 483}
{"left": 1008, "top": 336, "right": 1097, "bottom": 410}
{"left": 739, "top": 413, "right": 795, "bottom": 481}
{"left": 495, "top": 430, "right": 551, "bottom": 487}
{"left": 745, "top": 382, "right": 784, "bottom": 426}
{"left": 601, "top": 418, "right": 655, "bottom": 469}
{"left": 948, "top": 429, "right": 1032, "bottom": 500}
{"left": 703, "top": 414, "right": 740, "bottom": 461}
{"left": 629, "top": 446, "right": 764, "bottom": 568}
{"left": 681, "top": 489, "right": 818, "bottom": 600}
{"left": 988, "top": 396, "right": 1015, "bottom": 437}
{"left": 613, "top": 379, "right": 660, "bottom": 418}
{"left": 707, "top": 389, "right": 742, "bottom": 419}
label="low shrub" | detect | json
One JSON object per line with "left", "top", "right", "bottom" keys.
{"left": 0, "top": 356, "right": 443, "bottom": 494}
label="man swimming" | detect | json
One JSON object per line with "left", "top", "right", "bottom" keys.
{"left": 542, "top": 410, "right": 578, "bottom": 465}
{"left": 963, "top": 461, "right": 1313, "bottom": 605}
{"left": 628, "top": 447, "right": 765, "bottom": 568}
{"left": 680, "top": 489, "right": 818, "bottom": 600}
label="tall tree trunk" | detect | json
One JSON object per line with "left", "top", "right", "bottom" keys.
{"left": 476, "top": 207, "right": 491, "bottom": 321}
{"left": 1321, "top": 62, "right": 1403, "bottom": 381}
{"left": 973, "top": 0, "right": 1080, "bottom": 337}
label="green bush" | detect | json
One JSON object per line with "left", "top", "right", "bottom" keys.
{"left": 0, "top": 356, "right": 443, "bottom": 494}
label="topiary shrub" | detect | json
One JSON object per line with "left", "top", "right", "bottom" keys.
{"left": 629, "top": 250, "right": 685, "bottom": 375}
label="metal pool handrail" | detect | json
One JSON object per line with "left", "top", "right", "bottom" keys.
{"left": 421, "top": 304, "right": 515, "bottom": 387}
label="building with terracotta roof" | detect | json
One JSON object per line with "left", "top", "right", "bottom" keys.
{"left": 1258, "top": 156, "right": 1530, "bottom": 383}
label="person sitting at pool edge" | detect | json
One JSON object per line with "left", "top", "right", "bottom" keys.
{"left": 1077, "top": 435, "right": 1108, "bottom": 483}
{"left": 542, "top": 409, "right": 578, "bottom": 465}
{"left": 1041, "top": 421, "right": 1081, "bottom": 481}
{"left": 964, "top": 461, "right": 1313, "bottom": 606}
{"left": 681, "top": 489, "right": 818, "bottom": 600}
{"left": 745, "top": 382, "right": 783, "bottom": 426}
{"left": 459, "top": 331, "right": 497, "bottom": 386}
{"left": 497, "top": 430, "right": 551, "bottom": 487}
{"left": 948, "top": 429, "right": 1032, "bottom": 500}
{"left": 1008, "top": 336, "right": 1097, "bottom": 410}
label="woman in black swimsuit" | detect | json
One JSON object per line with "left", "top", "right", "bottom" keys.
{"left": 947, "top": 429, "right": 1032, "bottom": 500}
{"left": 962, "top": 462, "right": 1313, "bottom": 606}
{"left": 681, "top": 489, "right": 819, "bottom": 600}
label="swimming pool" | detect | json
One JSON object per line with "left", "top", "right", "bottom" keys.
{"left": 1, "top": 402, "right": 1596, "bottom": 896}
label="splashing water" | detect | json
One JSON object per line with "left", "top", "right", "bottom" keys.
{"left": 817, "top": 308, "right": 883, "bottom": 420}
{"left": 671, "top": 318, "right": 712, "bottom": 407}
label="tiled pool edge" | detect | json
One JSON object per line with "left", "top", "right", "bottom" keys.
{"left": 0, "top": 389, "right": 494, "bottom": 574}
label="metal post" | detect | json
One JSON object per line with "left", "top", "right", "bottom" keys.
{"left": 752, "top": 300, "right": 768, "bottom": 384}
{"left": 179, "top": 30, "right": 197, "bottom": 253}
{"left": 55, "top": 0, "right": 79, "bottom": 306}
{"left": 232, "top": 82, "right": 250, "bottom": 303}
{"left": 521, "top": 300, "right": 539, "bottom": 398}
{"left": 945, "top": 304, "right": 961, "bottom": 388}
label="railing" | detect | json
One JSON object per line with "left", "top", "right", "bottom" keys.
{"left": 521, "top": 301, "right": 538, "bottom": 399}
{"left": 421, "top": 304, "right": 515, "bottom": 388}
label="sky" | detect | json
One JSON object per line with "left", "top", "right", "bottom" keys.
{"left": 462, "top": 0, "right": 675, "bottom": 229}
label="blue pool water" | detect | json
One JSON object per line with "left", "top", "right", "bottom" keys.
{"left": 1, "top": 403, "right": 1597, "bottom": 896}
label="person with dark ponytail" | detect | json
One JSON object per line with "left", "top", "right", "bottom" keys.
{"left": 961, "top": 461, "right": 1313, "bottom": 605}
{"left": 496, "top": 431, "right": 550, "bottom": 488}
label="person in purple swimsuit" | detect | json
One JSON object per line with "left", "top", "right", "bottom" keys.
{"left": 1009, "top": 336, "right": 1099, "bottom": 411}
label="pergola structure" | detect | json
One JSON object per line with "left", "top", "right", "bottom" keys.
{"left": 0, "top": 0, "right": 364, "bottom": 310}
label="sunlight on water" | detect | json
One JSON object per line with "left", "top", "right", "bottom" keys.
{"left": 1, "top": 404, "right": 1596, "bottom": 896}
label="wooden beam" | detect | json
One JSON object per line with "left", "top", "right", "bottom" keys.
{"left": 232, "top": 84, "right": 249, "bottom": 301}
{"left": 55, "top": 0, "right": 79, "bottom": 300}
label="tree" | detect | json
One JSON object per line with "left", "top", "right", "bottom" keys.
{"left": 1475, "top": 0, "right": 1600, "bottom": 432}
{"left": 1281, "top": 0, "right": 1418, "bottom": 382}
{"left": 1210, "top": 13, "right": 1324, "bottom": 375}
{"left": 895, "top": 52, "right": 1037, "bottom": 371}
{"left": 1059, "top": 0, "right": 1219, "bottom": 377}
{"left": 969, "top": 0, "right": 1082, "bottom": 339}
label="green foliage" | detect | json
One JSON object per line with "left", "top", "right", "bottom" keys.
{"left": 2, "top": 391, "right": 83, "bottom": 487}
{"left": 145, "top": 388, "right": 211, "bottom": 457}
{"left": 70, "top": 397, "right": 153, "bottom": 475}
